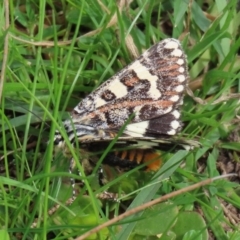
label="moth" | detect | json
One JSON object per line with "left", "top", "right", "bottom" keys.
{"left": 54, "top": 38, "right": 193, "bottom": 190}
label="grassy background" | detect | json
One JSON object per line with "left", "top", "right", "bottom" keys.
{"left": 1, "top": 0, "right": 240, "bottom": 239}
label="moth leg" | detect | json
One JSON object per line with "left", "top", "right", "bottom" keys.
{"left": 98, "top": 167, "right": 105, "bottom": 186}
{"left": 72, "top": 157, "right": 121, "bottom": 202}
{"left": 96, "top": 191, "right": 120, "bottom": 202}
{"left": 70, "top": 158, "right": 94, "bottom": 198}
{"left": 69, "top": 157, "right": 89, "bottom": 199}
{"left": 97, "top": 166, "right": 120, "bottom": 202}
{"left": 76, "top": 161, "right": 118, "bottom": 200}
{"left": 69, "top": 158, "right": 77, "bottom": 200}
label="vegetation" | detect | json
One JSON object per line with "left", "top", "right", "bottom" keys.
{"left": 0, "top": 0, "right": 240, "bottom": 239}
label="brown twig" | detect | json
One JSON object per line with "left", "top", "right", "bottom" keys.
{"left": 9, "top": 0, "right": 128, "bottom": 47}
{"left": 186, "top": 86, "right": 240, "bottom": 105}
{"left": 75, "top": 174, "right": 237, "bottom": 240}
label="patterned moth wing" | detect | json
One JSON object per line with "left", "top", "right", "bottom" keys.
{"left": 54, "top": 38, "right": 188, "bottom": 147}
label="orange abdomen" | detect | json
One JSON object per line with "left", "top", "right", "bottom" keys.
{"left": 103, "top": 149, "right": 162, "bottom": 171}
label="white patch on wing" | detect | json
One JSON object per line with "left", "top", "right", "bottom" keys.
{"left": 125, "top": 121, "right": 149, "bottom": 137}
{"left": 177, "top": 75, "right": 186, "bottom": 82}
{"left": 129, "top": 61, "right": 161, "bottom": 99}
{"left": 148, "top": 79, "right": 162, "bottom": 99}
{"left": 74, "top": 106, "right": 81, "bottom": 113}
{"left": 171, "top": 49, "right": 183, "bottom": 57}
{"left": 133, "top": 105, "right": 143, "bottom": 120}
{"left": 171, "top": 110, "right": 180, "bottom": 119}
{"left": 129, "top": 61, "right": 157, "bottom": 82}
{"left": 170, "top": 95, "right": 180, "bottom": 102}
{"left": 175, "top": 85, "right": 184, "bottom": 92}
{"left": 177, "top": 59, "right": 184, "bottom": 65}
{"left": 171, "top": 120, "right": 180, "bottom": 129}
{"left": 167, "top": 129, "right": 176, "bottom": 135}
{"left": 164, "top": 40, "right": 179, "bottom": 49}
{"left": 178, "top": 67, "right": 185, "bottom": 73}
{"left": 164, "top": 106, "right": 173, "bottom": 114}
{"left": 107, "top": 79, "right": 128, "bottom": 98}
{"left": 142, "top": 50, "right": 150, "bottom": 58}
{"left": 95, "top": 98, "right": 107, "bottom": 108}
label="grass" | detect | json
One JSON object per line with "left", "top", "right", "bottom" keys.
{"left": 1, "top": 0, "right": 240, "bottom": 239}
